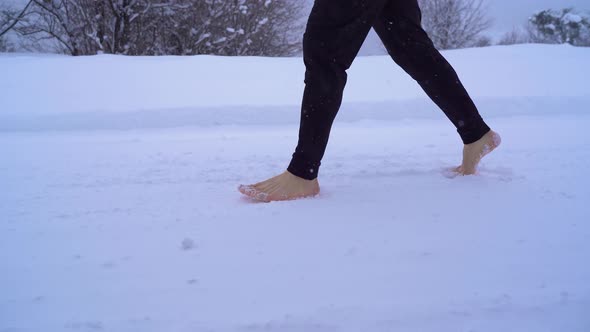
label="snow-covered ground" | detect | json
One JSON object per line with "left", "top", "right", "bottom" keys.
{"left": 1, "top": 45, "right": 589, "bottom": 332}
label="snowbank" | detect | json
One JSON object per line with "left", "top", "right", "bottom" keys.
{"left": 0, "top": 44, "right": 588, "bottom": 114}
{"left": 1, "top": 45, "right": 589, "bottom": 332}
{"left": 1, "top": 44, "right": 589, "bottom": 132}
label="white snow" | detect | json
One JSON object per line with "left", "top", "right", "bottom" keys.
{"left": 1, "top": 44, "right": 589, "bottom": 332}
{"left": 563, "top": 13, "right": 583, "bottom": 24}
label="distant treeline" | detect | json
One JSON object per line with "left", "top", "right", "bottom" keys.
{"left": 1, "top": 1, "right": 589, "bottom": 55}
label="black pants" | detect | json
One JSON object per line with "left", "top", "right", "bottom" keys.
{"left": 287, "top": 0, "right": 490, "bottom": 180}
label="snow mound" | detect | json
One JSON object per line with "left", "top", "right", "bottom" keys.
{"left": 1, "top": 45, "right": 589, "bottom": 332}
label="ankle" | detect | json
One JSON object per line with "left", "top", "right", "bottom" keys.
{"left": 286, "top": 170, "right": 318, "bottom": 183}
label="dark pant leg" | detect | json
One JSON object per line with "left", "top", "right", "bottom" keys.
{"left": 287, "top": 0, "right": 387, "bottom": 180}
{"left": 372, "top": 0, "right": 490, "bottom": 144}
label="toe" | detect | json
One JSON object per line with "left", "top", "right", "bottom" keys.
{"left": 238, "top": 184, "right": 249, "bottom": 194}
{"left": 238, "top": 185, "right": 259, "bottom": 198}
{"left": 239, "top": 186, "right": 270, "bottom": 202}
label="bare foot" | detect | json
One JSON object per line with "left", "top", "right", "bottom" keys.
{"left": 454, "top": 130, "right": 502, "bottom": 175}
{"left": 238, "top": 171, "right": 320, "bottom": 202}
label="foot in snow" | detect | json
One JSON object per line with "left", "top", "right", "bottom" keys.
{"left": 454, "top": 130, "right": 502, "bottom": 175}
{"left": 238, "top": 171, "right": 320, "bottom": 202}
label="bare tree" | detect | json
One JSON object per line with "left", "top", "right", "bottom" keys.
{"left": 147, "top": 0, "right": 305, "bottom": 56}
{"left": 419, "top": 0, "right": 493, "bottom": 50}
{"left": 0, "top": 0, "right": 33, "bottom": 38}
{"left": 128, "top": 0, "right": 304, "bottom": 56}
{"left": 15, "top": 0, "right": 304, "bottom": 56}
{"left": 1, "top": 0, "right": 34, "bottom": 51}
{"left": 209, "top": 0, "right": 304, "bottom": 56}
{"left": 472, "top": 35, "right": 492, "bottom": 47}
{"left": 497, "top": 27, "right": 530, "bottom": 46}
{"left": 16, "top": 0, "right": 151, "bottom": 55}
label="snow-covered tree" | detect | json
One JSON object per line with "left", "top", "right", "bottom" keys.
{"left": 15, "top": 0, "right": 304, "bottom": 56}
{"left": 418, "top": 0, "right": 493, "bottom": 50}
{"left": 528, "top": 8, "right": 590, "bottom": 46}
{"left": 128, "top": 0, "right": 303, "bottom": 56}
{"left": 201, "top": 0, "right": 304, "bottom": 56}
{"left": 17, "top": 0, "right": 156, "bottom": 55}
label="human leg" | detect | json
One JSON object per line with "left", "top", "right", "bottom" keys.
{"left": 373, "top": 0, "right": 499, "bottom": 174}
{"left": 287, "top": 0, "right": 388, "bottom": 180}
{"left": 239, "top": 0, "right": 387, "bottom": 201}
{"left": 372, "top": 0, "right": 491, "bottom": 144}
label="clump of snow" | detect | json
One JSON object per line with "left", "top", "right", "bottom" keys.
{"left": 563, "top": 13, "right": 583, "bottom": 24}
{"left": 181, "top": 238, "right": 196, "bottom": 250}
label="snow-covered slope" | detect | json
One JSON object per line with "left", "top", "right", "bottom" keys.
{"left": 1, "top": 45, "right": 589, "bottom": 332}
{"left": 0, "top": 44, "right": 589, "bottom": 131}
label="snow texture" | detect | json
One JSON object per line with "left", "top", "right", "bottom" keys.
{"left": 563, "top": 13, "right": 583, "bottom": 24}
{"left": 0, "top": 44, "right": 589, "bottom": 332}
